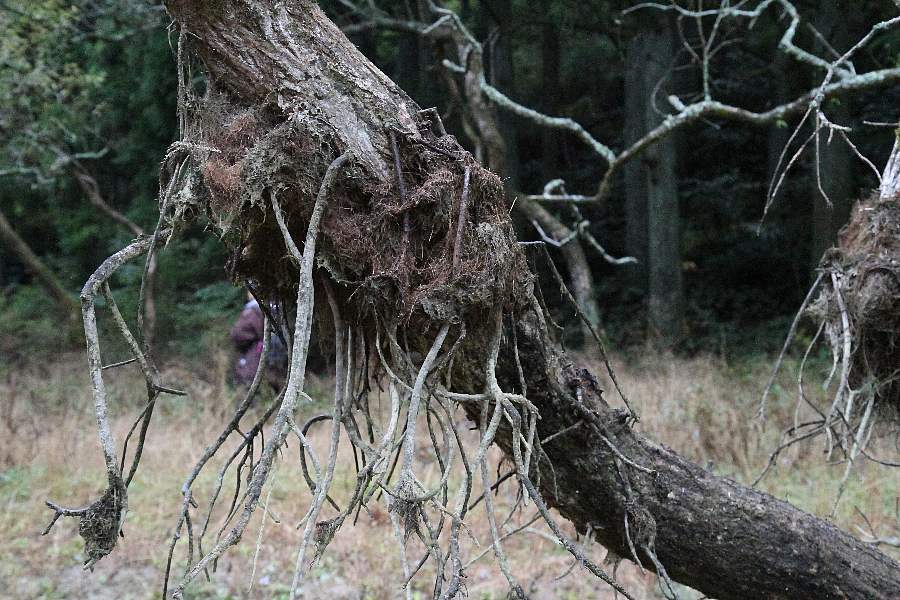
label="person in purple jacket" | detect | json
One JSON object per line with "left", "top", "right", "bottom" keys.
{"left": 230, "top": 295, "right": 286, "bottom": 387}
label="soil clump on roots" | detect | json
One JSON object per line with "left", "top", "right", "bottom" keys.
{"left": 183, "top": 88, "right": 530, "bottom": 330}
{"left": 809, "top": 192, "right": 900, "bottom": 422}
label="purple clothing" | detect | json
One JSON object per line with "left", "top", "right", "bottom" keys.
{"left": 230, "top": 300, "right": 265, "bottom": 385}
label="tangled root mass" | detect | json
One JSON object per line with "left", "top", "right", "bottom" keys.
{"left": 810, "top": 193, "right": 900, "bottom": 422}
{"left": 189, "top": 89, "right": 530, "bottom": 328}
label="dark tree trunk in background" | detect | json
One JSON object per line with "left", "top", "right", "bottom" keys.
{"left": 461, "top": 3, "right": 601, "bottom": 340}
{"left": 811, "top": 2, "right": 855, "bottom": 265}
{"left": 624, "top": 36, "right": 649, "bottom": 293}
{"left": 483, "top": 0, "right": 520, "bottom": 188}
{"left": 812, "top": 103, "right": 854, "bottom": 261}
{"left": 767, "top": 52, "right": 796, "bottom": 204}
{"left": 394, "top": 30, "right": 422, "bottom": 101}
{"left": 541, "top": 23, "right": 562, "bottom": 183}
{"left": 624, "top": 19, "right": 684, "bottom": 345}
{"left": 163, "top": 2, "right": 900, "bottom": 598}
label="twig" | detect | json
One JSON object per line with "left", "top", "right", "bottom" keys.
{"left": 758, "top": 272, "right": 823, "bottom": 419}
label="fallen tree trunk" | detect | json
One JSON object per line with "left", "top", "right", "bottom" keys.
{"left": 162, "top": 2, "right": 899, "bottom": 598}
{"left": 502, "top": 306, "right": 899, "bottom": 599}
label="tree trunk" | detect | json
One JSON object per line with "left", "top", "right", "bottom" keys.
{"left": 624, "top": 20, "right": 684, "bottom": 345}
{"left": 811, "top": 2, "right": 855, "bottom": 265}
{"left": 623, "top": 35, "right": 650, "bottom": 295}
{"left": 393, "top": 26, "right": 422, "bottom": 102}
{"left": 812, "top": 106, "right": 854, "bottom": 262}
{"left": 0, "top": 207, "right": 77, "bottom": 316}
{"left": 540, "top": 23, "right": 562, "bottom": 183}
{"left": 163, "top": 2, "right": 900, "bottom": 598}
{"left": 767, "top": 53, "right": 795, "bottom": 205}
{"left": 501, "top": 305, "right": 899, "bottom": 600}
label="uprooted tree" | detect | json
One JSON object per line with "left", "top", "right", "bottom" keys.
{"left": 43, "top": 1, "right": 900, "bottom": 599}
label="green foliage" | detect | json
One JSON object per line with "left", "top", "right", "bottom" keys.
{"left": 0, "top": 1, "right": 104, "bottom": 173}
{"left": 0, "top": 1, "right": 237, "bottom": 365}
{"left": 0, "top": 284, "right": 71, "bottom": 362}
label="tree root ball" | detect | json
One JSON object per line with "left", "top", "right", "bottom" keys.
{"left": 178, "top": 88, "right": 531, "bottom": 329}
{"left": 809, "top": 193, "right": 900, "bottom": 420}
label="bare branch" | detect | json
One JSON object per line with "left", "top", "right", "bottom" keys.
{"left": 72, "top": 164, "right": 143, "bottom": 237}
{"left": 344, "top": 0, "right": 900, "bottom": 207}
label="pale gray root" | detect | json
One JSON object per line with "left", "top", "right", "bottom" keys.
{"left": 43, "top": 230, "right": 171, "bottom": 568}
{"left": 100, "top": 283, "right": 185, "bottom": 489}
{"left": 397, "top": 323, "right": 450, "bottom": 483}
{"left": 390, "top": 509, "right": 415, "bottom": 600}
{"left": 161, "top": 317, "right": 271, "bottom": 599}
{"left": 479, "top": 310, "right": 636, "bottom": 600}
{"left": 290, "top": 280, "right": 348, "bottom": 596}
{"left": 247, "top": 459, "right": 279, "bottom": 597}
{"left": 758, "top": 272, "right": 824, "bottom": 419}
{"left": 478, "top": 310, "right": 526, "bottom": 599}
{"left": 171, "top": 151, "right": 349, "bottom": 599}
{"left": 824, "top": 271, "right": 853, "bottom": 459}
{"left": 83, "top": 235, "right": 171, "bottom": 480}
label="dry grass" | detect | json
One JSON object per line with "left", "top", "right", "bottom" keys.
{"left": 1, "top": 349, "right": 897, "bottom": 599}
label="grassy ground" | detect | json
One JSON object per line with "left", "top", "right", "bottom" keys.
{"left": 1, "top": 348, "right": 897, "bottom": 599}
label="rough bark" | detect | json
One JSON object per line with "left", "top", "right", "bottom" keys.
{"left": 163, "top": 2, "right": 900, "bottom": 598}
{"left": 0, "top": 206, "right": 77, "bottom": 316}
{"left": 501, "top": 305, "right": 899, "bottom": 600}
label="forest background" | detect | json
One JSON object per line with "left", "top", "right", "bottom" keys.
{"left": 2, "top": 1, "right": 899, "bottom": 598}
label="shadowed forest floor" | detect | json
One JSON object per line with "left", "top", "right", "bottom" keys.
{"left": 2, "top": 349, "right": 897, "bottom": 599}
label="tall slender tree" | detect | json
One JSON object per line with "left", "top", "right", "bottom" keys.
{"left": 624, "top": 16, "right": 683, "bottom": 344}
